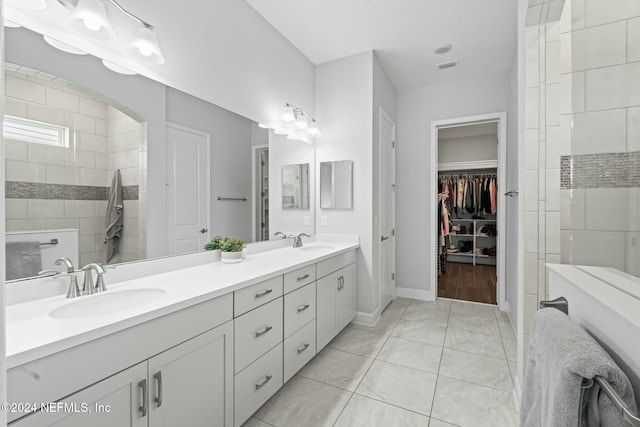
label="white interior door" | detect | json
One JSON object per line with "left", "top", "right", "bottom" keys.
{"left": 379, "top": 109, "right": 396, "bottom": 310}
{"left": 166, "top": 124, "right": 210, "bottom": 255}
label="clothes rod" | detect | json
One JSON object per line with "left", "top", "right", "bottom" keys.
{"left": 217, "top": 197, "right": 247, "bottom": 202}
{"left": 539, "top": 297, "right": 640, "bottom": 427}
{"left": 40, "top": 239, "right": 59, "bottom": 246}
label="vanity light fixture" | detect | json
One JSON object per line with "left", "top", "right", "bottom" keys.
{"left": 56, "top": 0, "right": 165, "bottom": 64}
{"left": 4, "top": 20, "right": 22, "bottom": 28}
{"left": 102, "top": 59, "right": 137, "bottom": 75}
{"left": 269, "top": 103, "right": 320, "bottom": 142}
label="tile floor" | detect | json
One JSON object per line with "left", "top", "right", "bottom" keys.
{"left": 243, "top": 298, "right": 518, "bottom": 427}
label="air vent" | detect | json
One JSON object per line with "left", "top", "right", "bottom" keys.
{"left": 437, "top": 60, "right": 458, "bottom": 70}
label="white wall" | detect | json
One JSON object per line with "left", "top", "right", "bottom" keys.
{"left": 438, "top": 135, "right": 498, "bottom": 164}
{"left": 165, "top": 88, "right": 254, "bottom": 242}
{"left": 315, "top": 52, "right": 374, "bottom": 314}
{"left": 396, "top": 71, "right": 512, "bottom": 296}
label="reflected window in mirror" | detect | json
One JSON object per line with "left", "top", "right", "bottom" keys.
{"left": 282, "top": 163, "right": 310, "bottom": 210}
{"left": 320, "top": 160, "right": 353, "bottom": 210}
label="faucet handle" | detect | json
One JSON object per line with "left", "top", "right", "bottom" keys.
{"left": 82, "top": 263, "right": 107, "bottom": 293}
{"left": 297, "top": 233, "right": 311, "bottom": 238}
{"left": 274, "top": 231, "right": 288, "bottom": 240}
{"left": 55, "top": 257, "right": 75, "bottom": 273}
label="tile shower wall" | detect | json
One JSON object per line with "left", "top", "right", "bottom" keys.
{"left": 4, "top": 65, "right": 146, "bottom": 266}
{"left": 559, "top": 0, "right": 640, "bottom": 277}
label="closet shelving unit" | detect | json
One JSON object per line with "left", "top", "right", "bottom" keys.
{"left": 439, "top": 162, "right": 498, "bottom": 267}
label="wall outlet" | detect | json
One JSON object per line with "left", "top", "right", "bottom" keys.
{"left": 321, "top": 216, "right": 328, "bottom": 226}
{"left": 303, "top": 215, "right": 309, "bottom": 226}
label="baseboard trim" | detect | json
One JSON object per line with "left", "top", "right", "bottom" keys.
{"left": 395, "top": 286, "right": 433, "bottom": 301}
{"left": 353, "top": 307, "right": 381, "bottom": 327}
{"left": 512, "top": 372, "right": 522, "bottom": 414}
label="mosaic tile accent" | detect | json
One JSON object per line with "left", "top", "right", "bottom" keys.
{"left": 6, "top": 182, "right": 139, "bottom": 200}
{"left": 561, "top": 151, "right": 640, "bottom": 189}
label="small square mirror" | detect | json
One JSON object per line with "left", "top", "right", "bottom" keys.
{"left": 320, "top": 160, "right": 353, "bottom": 210}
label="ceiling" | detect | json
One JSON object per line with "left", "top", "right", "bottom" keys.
{"left": 246, "top": 0, "right": 517, "bottom": 91}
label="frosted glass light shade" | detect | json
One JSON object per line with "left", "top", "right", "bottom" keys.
{"left": 295, "top": 113, "right": 309, "bottom": 130}
{"left": 67, "top": 0, "right": 116, "bottom": 40}
{"left": 44, "top": 36, "right": 88, "bottom": 55}
{"left": 102, "top": 59, "right": 137, "bottom": 75}
{"left": 281, "top": 105, "right": 295, "bottom": 123}
{"left": 4, "top": 20, "right": 22, "bottom": 28}
{"left": 126, "top": 26, "right": 165, "bottom": 64}
{"left": 308, "top": 120, "right": 321, "bottom": 137}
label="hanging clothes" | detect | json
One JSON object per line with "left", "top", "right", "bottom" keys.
{"left": 438, "top": 172, "right": 497, "bottom": 217}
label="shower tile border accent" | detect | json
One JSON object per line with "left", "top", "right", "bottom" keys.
{"left": 6, "top": 182, "right": 139, "bottom": 201}
{"left": 560, "top": 151, "right": 640, "bottom": 189}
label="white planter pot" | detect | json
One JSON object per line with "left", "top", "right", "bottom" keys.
{"left": 208, "top": 249, "right": 221, "bottom": 262}
{"left": 221, "top": 251, "right": 243, "bottom": 264}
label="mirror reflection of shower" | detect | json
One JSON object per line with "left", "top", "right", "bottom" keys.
{"left": 4, "top": 63, "right": 147, "bottom": 280}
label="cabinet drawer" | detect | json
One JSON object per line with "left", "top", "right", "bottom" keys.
{"left": 283, "top": 264, "right": 316, "bottom": 294}
{"left": 284, "top": 282, "right": 316, "bottom": 338}
{"left": 234, "top": 275, "right": 283, "bottom": 316}
{"left": 317, "top": 250, "right": 356, "bottom": 279}
{"left": 234, "top": 343, "right": 283, "bottom": 427}
{"left": 283, "top": 320, "right": 316, "bottom": 383}
{"left": 235, "top": 298, "right": 283, "bottom": 373}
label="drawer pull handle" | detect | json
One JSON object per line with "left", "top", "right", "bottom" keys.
{"left": 297, "top": 274, "right": 310, "bottom": 281}
{"left": 138, "top": 379, "right": 148, "bottom": 417}
{"left": 297, "top": 304, "right": 310, "bottom": 313}
{"left": 255, "top": 374, "right": 273, "bottom": 390}
{"left": 153, "top": 371, "right": 163, "bottom": 408}
{"left": 255, "top": 289, "right": 273, "bottom": 298}
{"left": 255, "top": 326, "right": 273, "bottom": 337}
{"left": 297, "top": 343, "right": 310, "bottom": 354}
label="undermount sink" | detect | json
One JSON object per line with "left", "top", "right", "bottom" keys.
{"left": 299, "top": 245, "right": 335, "bottom": 252}
{"left": 49, "top": 288, "right": 167, "bottom": 319}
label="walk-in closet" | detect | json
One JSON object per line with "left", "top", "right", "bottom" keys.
{"left": 437, "top": 122, "right": 499, "bottom": 304}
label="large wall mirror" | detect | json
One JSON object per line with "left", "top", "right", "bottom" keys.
{"left": 3, "top": 27, "right": 315, "bottom": 282}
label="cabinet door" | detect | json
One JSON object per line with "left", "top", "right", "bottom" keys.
{"left": 316, "top": 271, "right": 338, "bottom": 351}
{"left": 148, "top": 321, "right": 233, "bottom": 427}
{"left": 337, "top": 264, "right": 356, "bottom": 331}
{"left": 11, "top": 362, "right": 147, "bottom": 427}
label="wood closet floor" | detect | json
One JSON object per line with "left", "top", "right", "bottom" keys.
{"left": 438, "top": 262, "right": 497, "bottom": 305}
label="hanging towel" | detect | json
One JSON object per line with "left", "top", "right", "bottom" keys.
{"left": 521, "top": 308, "right": 637, "bottom": 427}
{"left": 6, "top": 241, "right": 42, "bottom": 280}
{"left": 105, "top": 169, "right": 124, "bottom": 263}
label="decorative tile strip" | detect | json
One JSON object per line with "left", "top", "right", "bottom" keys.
{"left": 560, "top": 151, "right": 640, "bottom": 189}
{"left": 6, "top": 182, "right": 140, "bottom": 201}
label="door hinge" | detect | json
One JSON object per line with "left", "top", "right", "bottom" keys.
{"left": 392, "top": 229, "right": 395, "bottom": 236}
{"left": 392, "top": 273, "right": 395, "bottom": 280}
{"left": 392, "top": 140, "right": 395, "bottom": 148}
{"left": 261, "top": 160, "right": 265, "bottom": 166}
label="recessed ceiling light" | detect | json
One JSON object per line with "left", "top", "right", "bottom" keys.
{"left": 434, "top": 44, "right": 453, "bottom": 55}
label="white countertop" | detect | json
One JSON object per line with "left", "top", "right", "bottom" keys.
{"left": 6, "top": 239, "right": 359, "bottom": 369}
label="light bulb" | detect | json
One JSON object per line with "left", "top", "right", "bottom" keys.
{"left": 126, "top": 26, "right": 165, "bottom": 64}
{"left": 138, "top": 44, "right": 153, "bottom": 57}
{"left": 84, "top": 18, "right": 101, "bottom": 31}
{"left": 295, "top": 114, "right": 309, "bottom": 130}
{"left": 308, "top": 121, "right": 321, "bottom": 137}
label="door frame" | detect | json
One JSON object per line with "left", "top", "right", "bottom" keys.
{"left": 378, "top": 108, "right": 396, "bottom": 308}
{"left": 251, "top": 144, "right": 269, "bottom": 242}
{"left": 430, "top": 112, "right": 507, "bottom": 310}
{"left": 165, "top": 122, "right": 211, "bottom": 255}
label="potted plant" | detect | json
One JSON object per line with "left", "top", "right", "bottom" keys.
{"left": 204, "top": 236, "right": 223, "bottom": 261}
{"left": 219, "top": 237, "right": 245, "bottom": 264}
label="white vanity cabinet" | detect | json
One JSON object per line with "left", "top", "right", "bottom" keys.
{"left": 10, "top": 362, "right": 148, "bottom": 427}
{"left": 12, "top": 324, "right": 234, "bottom": 427}
{"left": 316, "top": 251, "right": 357, "bottom": 351}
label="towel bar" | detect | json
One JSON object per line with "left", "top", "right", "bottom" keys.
{"left": 217, "top": 196, "right": 247, "bottom": 202}
{"left": 40, "top": 239, "right": 59, "bottom": 246}
{"left": 540, "top": 297, "right": 640, "bottom": 426}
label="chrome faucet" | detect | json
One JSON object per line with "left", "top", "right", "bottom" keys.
{"left": 38, "top": 257, "right": 81, "bottom": 298}
{"left": 274, "top": 231, "right": 287, "bottom": 240}
{"left": 292, "top": 233, "right": 311, "bottom": 248}
{"left": 82, "top": 263, "right": 107, "bottom": 294}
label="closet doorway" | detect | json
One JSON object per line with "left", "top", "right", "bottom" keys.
{"left": 430, "top": 113, "right": 507, "bottom": 308}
